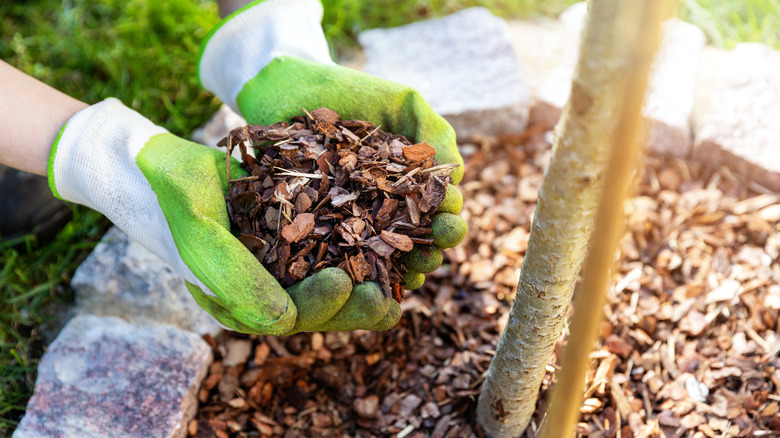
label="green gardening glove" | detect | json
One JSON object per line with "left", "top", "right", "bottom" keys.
{"left": 199, "top": 0, "right": 468, "bottom": 324}
{"left": 48, "top": 98, "right": 397, "bottom": 335}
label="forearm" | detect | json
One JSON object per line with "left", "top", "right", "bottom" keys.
{"left": 0, "top": 61, "right": 87, "bottom": 176}
{"left": 216, "top": 0, "right": 254, "bottom": 18}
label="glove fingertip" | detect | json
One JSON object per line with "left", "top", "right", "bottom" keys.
{"left": 437, "top": 184, "right": 463, "bottom": 215}
{"left": 403, "top": 246, "right": 443, "bottom": 274}
{"left": 315, "top": 281, "right": 391, "bottom": 332}
{"left": 402, "top": 270, "right": 425, "bottom": 290}
{"left": 369, "top": 302, "right": 402, "bottom": 331}
{"left": 431, "top": 213, "right": 468, "bottom": 249}
{"left": 286, "top": 267, "right": 352, "bottom": 333}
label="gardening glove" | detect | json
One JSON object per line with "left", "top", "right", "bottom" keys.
{"left": 199, "top": 0, "right": 467, "bottom": 295}
{"left": 48, "top": 98, "right": 395, "bottom": 335}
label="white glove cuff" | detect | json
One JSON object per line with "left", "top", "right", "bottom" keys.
{"left": 50, "top": 98, "right": 165, "bottom": 211}
{"left": 199, "top": 0, "right": 333, "bottom": 112}
{"left": 50, "top": 98, "right": 223, "bottom": 302}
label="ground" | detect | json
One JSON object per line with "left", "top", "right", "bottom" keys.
{"left": 1, "top": 0, "right": 779, "bottom": 433}
{"left": 190, "top": 121, "right": 780, "bottom": 437}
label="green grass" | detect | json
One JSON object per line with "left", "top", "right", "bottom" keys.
{"left": 1, "top": 0, "right": 779, "bottom": 433}
{"left": 682, "top": 0, "right": 780, "bottom": 49}
{"left": 0, "top": 0, "right": 222, "bottom": 136}
{"left": 0, "top": 208, "right": 109, "bottom": 433}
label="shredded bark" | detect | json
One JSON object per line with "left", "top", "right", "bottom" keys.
{"left": 220, "top": 108, "right": 456, "bottom": 299}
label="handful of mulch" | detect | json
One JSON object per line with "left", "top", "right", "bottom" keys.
{"left": 219, "top": 108, "right": 457, "bottom": 302}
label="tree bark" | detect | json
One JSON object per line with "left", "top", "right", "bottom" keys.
{"left": 539, "top": 2, "right": 667, "bottom": 436}
{"left": 476, "top": 1, "right": 662, "bottom": 436}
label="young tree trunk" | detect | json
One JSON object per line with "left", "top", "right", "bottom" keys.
{"left": 539, "top": 2, "right": 667, "bottom": 436}
{"left": 476, "top": 1, "right": 664, "bottom": 436}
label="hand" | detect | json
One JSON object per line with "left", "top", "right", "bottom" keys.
{"left": 237, "top": 56, "right": 468, "bottom": 290}
{"left": 49, "top": 99, "right": 399, "bottom": 335}
{"left": 198, "top": 0, "right": 468, "bottom": 330}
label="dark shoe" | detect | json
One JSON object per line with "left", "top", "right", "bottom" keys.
{"left": 0, "top": 164, "right": 72, "bottom": 243}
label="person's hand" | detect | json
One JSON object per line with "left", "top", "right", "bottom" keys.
{"left": 198, "top": 0, "right": 468, "bottom": 309}
{"left": 48, "top": 98, "right": 400, "bottom": 334}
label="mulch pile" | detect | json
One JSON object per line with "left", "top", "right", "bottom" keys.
{"left": 220, "top": 108, "right": 454, "bottom": 299}
{"left": 192, "top": 120, "right": 780, "bottom": 438}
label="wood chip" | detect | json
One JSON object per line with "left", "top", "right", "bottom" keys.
{"left": 380, "top": 230, "right": 414, "bottom": 252}
{"left": 402, "top": 142, "right": 436, "bottom": 161}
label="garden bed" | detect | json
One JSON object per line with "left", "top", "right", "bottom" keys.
{"left": 190, "top": 121, "right": 780, "bottom": 438}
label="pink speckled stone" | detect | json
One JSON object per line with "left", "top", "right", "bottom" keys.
{"left": 14, "top": 315, "right": 212, "bottom": 438}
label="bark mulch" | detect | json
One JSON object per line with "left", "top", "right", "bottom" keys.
{"left": 221, "top": 108, "right": 454, "bottom": 297}
{"left": 191, "top": 121, "right": 780, "bottom": 438}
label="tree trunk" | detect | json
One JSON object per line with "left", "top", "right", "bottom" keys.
{"left": 476, "top": 1, "right": 662, "bottom": 436}
{"left": 539, "top": 1, "right": 667, "bottom": 436}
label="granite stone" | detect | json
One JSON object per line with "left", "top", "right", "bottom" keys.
{"left": 644, "top": 18, "right": 706, "bottom": 156}
{"left": 14, "top": 315, "right": 212, "bottom": 438}
{"left": 692, "top": 43, "right": 780, "bottom": 190}
{"left": 359, "top": 7, "right": 530, "bottom": 139}
{"left": 509, "top": 3, "right": 705, "bottom": 156}
{"left": 71, "top": 226, "right": 222, "bottom": 336}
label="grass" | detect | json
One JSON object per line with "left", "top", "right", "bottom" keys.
{"left": 0, "top": 209, "right": 109, "bottom": 433}
{"left": 1, "top": 0, "right": 779, "bottom": 433}
{"left": 681, "top": 0, "right": 780, "bottom": 49}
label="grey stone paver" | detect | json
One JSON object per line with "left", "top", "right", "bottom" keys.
{"left": 71, "top": 226, "right": 222, "bottom": 336}
{"left": 14, "top": 315, "right": 212, "bottom": 438}
{"left": 644, "top": 18, "right": 706, "bottom": 156}
{"left": 359, "top": 7, "right": 530, "bottom": 139}
{"left": 692, "top": 43, "right": 780, "bottom": 190}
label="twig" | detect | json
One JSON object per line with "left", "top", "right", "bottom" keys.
{"left": 273, "top": 138, "right": 294, "bottom": 147}
{"left": 419, "top": 162, "right": 460, "bottom": 176}
{"left": 745, "top": 326, "right": 772, "bottom": 353}
{"left": 229, "top": 175, "right": 260, "bottom": 183}
{"left": 360, "top": 125, "right": 382, "bottom": 143}
{"left": 226, "top": 132, "right": 233, "bottom": 183}
{"left": 311, "top": 193, "right": 332, "bottom": 215}
{"left": 273, "top": 167, "right": 334, "bottom": 180}
{"left": 393, "top": 167, "right": 421, "bottom": 187}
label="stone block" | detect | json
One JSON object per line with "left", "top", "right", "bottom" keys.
{"left": 71, "top": 226, "right": 222, "bottom": 336}
{"left": 645, "top": 18, "right": 706, "bottom": 156}
{"left": 509, "top": 3, "right": 705, "bottom": 157}
{"left": 359, "top": 7, "right": 530, "bottom": 139}
{"left": 14, "top": 315, "right": 212, "bottom": 438}
{"left": 692, "top": 43, "right": 780, "bottom": 190}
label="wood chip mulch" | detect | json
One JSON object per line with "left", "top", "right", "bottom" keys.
{"left": 192, "top": 122, "right": 780, "bottom": 438}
